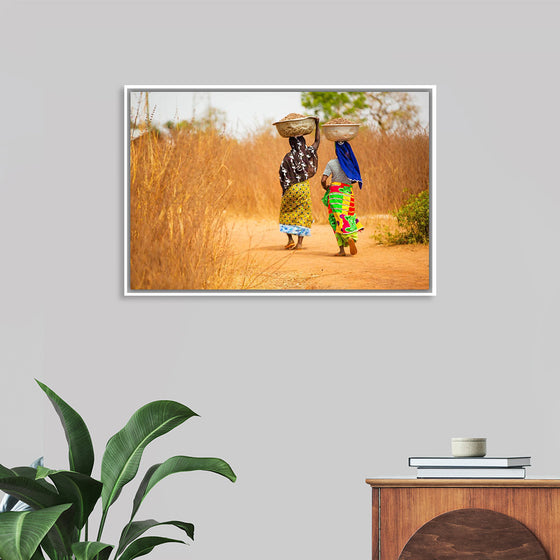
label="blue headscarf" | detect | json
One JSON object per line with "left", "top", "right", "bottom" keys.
{"left": 335, "top": 141, "right": 362, "bottom": 189}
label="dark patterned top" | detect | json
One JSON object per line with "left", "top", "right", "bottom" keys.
{"left": 279, "top": 136, "right": 318, "bottom": 195}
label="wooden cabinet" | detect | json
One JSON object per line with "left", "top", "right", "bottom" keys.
{"left": 365, "top": 479, "right": 560, "bottom": 559}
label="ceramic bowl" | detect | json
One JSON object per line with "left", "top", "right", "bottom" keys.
{"left": 451, "top": 437, "right": 487, "bottom": 457}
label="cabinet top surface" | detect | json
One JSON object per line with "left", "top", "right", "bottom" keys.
{"left": 365, "top": 478, "right": 560, "bottom": 488}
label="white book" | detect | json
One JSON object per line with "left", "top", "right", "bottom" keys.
{"left": 409, "top": 456, "right": 531, "bottom": 468}
{"left": 416, "top": 467, "right": 526, "bottom": 479}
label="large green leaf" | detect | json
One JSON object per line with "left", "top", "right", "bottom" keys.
{"left": 41, "top": 517, "right": 76, "bottom": 560}
{"left": 36, "top": 467, "right": 102, "bottom": 529}
{"left": 118, "top": 536, "right": 185, "bottom": 560}
{"left": 0, "top": 503, "right": 71, "bottom": 560}
{"left": 130, "top": 456, "right": 236, "bottom": 521}
{"left": 100, "top": 401, "right": 197, "bottom": 512}
{"left": 37, "top": 535, "right": 57, "bottom": 560}
{"left": 1, "top": 465, "right": 56, "bottom": 515}
{"left": 71, "top": 541, "right": 113, "bottom": 560}
{"left": 30, "top": 546, "right": 45, "bottom": 560}
{"left": 0, "top": 467, "right": 21, "bottom": 513}
{"left": 36, "top": 380, "right": 94, "bottom": 476}
{"left": 37, "top": 515, "right": 77, "bottom": 560}
{"left": 0, "top": 467, "right": 56, "bottom": 516}
{"left": 0, "top": 477, "right": 61, "bottom": 510}
{"left": 11, "top": 467, "right": 57, "bottom": 494}
{"left": 0, "top": 475, "right": 76, "bottom": 558}
{"left": 0, "top": 465, "right": 15, "bottom": 478}
{"left": 117, "top": 519, "right": 194, "bottom": 556}
{"left": 39, "top": 523, "right": 78, "bottom": 560}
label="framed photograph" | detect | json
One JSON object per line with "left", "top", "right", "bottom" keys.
{"left": 124, "top": 86, "right": 435, "bottom": 296}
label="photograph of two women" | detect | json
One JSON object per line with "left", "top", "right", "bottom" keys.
{"left": 125, "top": 87, "right": 434, "bottom": 295}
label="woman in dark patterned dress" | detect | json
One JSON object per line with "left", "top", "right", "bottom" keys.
{"left": 278, "top": 118, "right": 320, "bottom": 250}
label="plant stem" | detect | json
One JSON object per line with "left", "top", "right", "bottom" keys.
{"left": 97, "top": 510, "right": 108, "bottom": 541}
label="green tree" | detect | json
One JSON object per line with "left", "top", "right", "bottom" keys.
{"left": 301, "top": 91, "right": 421, "bottom": 132}
{"left": 300, "top": 92, "right": 368, "bottom": 122}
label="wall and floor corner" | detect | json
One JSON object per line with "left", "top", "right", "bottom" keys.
{"left": 1, "top": 1, "right": 559, "bottom": 559}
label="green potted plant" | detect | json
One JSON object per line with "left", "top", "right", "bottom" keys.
{"left": 0, "top": 380, "right": 236, "bottom": 560}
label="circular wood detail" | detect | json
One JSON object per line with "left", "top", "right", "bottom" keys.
{"left": 398, "top": 508, "right": 548, "bottom": 560}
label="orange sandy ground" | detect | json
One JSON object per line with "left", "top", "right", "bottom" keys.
{"left": 227, "top": 217, "right": 430, "bottom": 291}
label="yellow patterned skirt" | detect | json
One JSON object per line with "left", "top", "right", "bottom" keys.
{"left": 279, "top": 180, "right": 313, "bottom": 236}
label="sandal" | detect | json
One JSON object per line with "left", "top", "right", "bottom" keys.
{"left": 348, "top": 238, "right": 358, "bottom": 255}
{"left": 284, "top": 241, "right": 296, "bottom": 250}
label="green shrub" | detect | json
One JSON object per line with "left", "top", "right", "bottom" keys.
{"left": 376, "top": 189, "right": 430, "bottom": 244}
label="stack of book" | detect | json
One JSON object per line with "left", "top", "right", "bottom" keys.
{"left": 409, "top": 456, "right": 531, "bottom": 478}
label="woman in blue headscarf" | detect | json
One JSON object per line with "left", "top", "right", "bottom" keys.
{"left": 321, "top": 140, "right": 363, "bottom": 256}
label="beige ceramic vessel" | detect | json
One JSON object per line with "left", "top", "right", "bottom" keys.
{"left": 451, "top": 437, "right": 487, "bottom": 457}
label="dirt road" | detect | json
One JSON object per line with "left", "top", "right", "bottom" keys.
{"left": 228, "top": 217, "right": 430, "bottom": 292}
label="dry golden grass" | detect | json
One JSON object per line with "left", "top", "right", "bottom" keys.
{"left": 130, "top": 129, "right": 236, "bottom": 290}
{"left": 353, "top": 128, "right": 430, "bottom": 215}
{"left": 226, "top": 126, "right": 429, "bottom": 223}
{"left": 129, "top": 126, "right": 429, "bottom": 290}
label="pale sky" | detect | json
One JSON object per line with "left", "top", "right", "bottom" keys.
{"left": 129, "top": 89, "right": 431, "bottom": 137}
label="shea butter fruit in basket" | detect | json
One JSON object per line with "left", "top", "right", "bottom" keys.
{"left": 322, "top": 117, "right": 360, "bottom": 141}
{"left": 273, "top": 113, "right": 316, "bottom": 138}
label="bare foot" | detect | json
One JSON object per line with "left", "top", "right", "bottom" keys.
{"left": 348, "top": 238, "right": 357, "bottom": 255}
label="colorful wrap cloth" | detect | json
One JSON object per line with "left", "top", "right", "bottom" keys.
{"left": 322, "top": 182, "right": 363, "bottom": 247}
{"left": 279, "top": 179, "right": 312, "bottom": 236}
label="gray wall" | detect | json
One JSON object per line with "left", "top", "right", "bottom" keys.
{"left": 2, "top": 1, "right": 559, "bottom": 559}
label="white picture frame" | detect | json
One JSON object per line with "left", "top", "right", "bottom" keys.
{"left": 124, "top": 85, "right": 436, "bottom": 296}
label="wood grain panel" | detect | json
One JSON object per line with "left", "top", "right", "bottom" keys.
{"left": 379, "top": 487, "right": 560, "bottom": 559}
{"left": 398, "top": 508, "right": 547, "bottom": 559}
{"left": 372, "top": 487, "right": 379, "bottom": 560}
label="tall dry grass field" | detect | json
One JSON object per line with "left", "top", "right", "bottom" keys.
{"left": 130, "top": 130, "right": 236, "bottom": 290}
{"left": 225, "top": 127, "right": 429, "bottom": 222}
{"left": 351, "top": 129, "right": 430, "bottom": 214}
{"left": 129, "top": 126, "right": 429, "bottom": 290}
